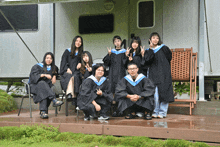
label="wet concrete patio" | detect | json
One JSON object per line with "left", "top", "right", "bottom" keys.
{"left": 0, "top": 110, "right": 220, "bottom": 144}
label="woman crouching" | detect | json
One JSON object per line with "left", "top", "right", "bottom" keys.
{"left": 77, "top": 63, "right": 113, "bottom": 120}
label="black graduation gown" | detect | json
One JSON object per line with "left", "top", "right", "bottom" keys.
{"left": 60, "top": 48, "right": 81, "bottom": 93}
{"left": 29, "top": 63, "right": 56, "bottom": 104}
{"left": 123, "top": 53, "right": 144, "bottom": 74}
{"left": 145, "top": 44, "right": 174, "bottom": 103}
{"left": 141, "top": 49, "right": 155, "bottom": 77}
{"left": 115, "top": 74, "right": 155, "bottom": 113}
{"left": 79, "top": 69, "right": 92, "bottom": 82}
{"left": 103, "top": 48, "right": 127, "bottom": 93}
{"left": 77, "top": 75, "right": 113, "bottom": 115}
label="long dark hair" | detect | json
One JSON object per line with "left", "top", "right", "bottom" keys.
{"left": 80, "top": 51, "right": 93, "bottom": 75}
{"left": 148, "top": 32, "right": 163, "bottom": 45}
{"left": 113, "top": 35, "right": 126, "bottom": 49}
{"left": 70, "top": 36, "right": 84, "bottom": 58}
{"left": 92, "top": 63, "right": 106, "bottom": 77}
{"left": 129, "top": 36, "right": 141, "bottom": 56}
{"left": 42, "top": 52, "right": 56, "bottom": 74}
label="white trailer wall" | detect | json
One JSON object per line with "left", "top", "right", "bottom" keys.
{"left": 55, "top": 0, "right": 129, "bottom": 66}
{"left": 163, "top": 0, "right": 199, "bottom": 53}
{"left": 128, "top": 0, "right": 163, "bottom": 45}
{"left": 0, "top": 4, "right": 53, "bottom": 78}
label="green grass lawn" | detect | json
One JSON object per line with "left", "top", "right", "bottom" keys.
{"left": 0, "top": 125, "right": 213, "bottom": 147}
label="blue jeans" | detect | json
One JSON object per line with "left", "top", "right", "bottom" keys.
{"left": 153, "top": 86, "right": 169, "bottom": 117}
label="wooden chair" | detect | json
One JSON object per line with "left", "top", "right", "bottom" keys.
{"left": 169, "top": 48, "right": 198, "bottom": 115}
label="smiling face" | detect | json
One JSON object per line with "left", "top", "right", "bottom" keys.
{"left": 127, "top": 64, "right": 139, "bottom": 78}
{"left": 95, "top": 66, "right": 104, "bottom": 79}
{"left": 83, "top": 53, "right": 89, "bottom": 63}
{"left": 131, "top": 40, "right": 139, "bottom": 50}
{"left": 75, "top": 37, "right": 82, "bottom": 48}
{"left": 114, "top": 38, "right": 122, "bottom": 49}
{"left": 45, "top": 54, "right": 52, "bottom": 66}
{"left": 149, "top": 35, "right": 159, "bottom": 46}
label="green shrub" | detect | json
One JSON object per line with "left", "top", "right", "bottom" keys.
{"left": 0, "top": 89, "right": 17, "bottom": 113}
{"left": 0, "top": 81, "right": 23, "bottom": 86}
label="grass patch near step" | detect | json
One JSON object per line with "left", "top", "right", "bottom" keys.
{"left": 0, "top": 125, "right": 211, "bottom": 147}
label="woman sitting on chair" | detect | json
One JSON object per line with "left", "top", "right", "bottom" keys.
{"left": 29, "top": 52, "right": 64, "bottom": 119}
{"left": 60, "top": 36, "right": 83, "bottom": 108}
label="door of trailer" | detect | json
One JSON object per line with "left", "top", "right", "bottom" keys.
{"left": 128, "top": 0, "right": 163, "bottom": 46}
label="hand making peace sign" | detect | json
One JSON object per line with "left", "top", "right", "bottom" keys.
{"left": 107, "top": 47, "right": 111, "bottom": 55}
{"left": 141, "top": 46, "right": 145, "bottom": 57}
{"left": 125, "top": 47, "right": 131, "bottom": 56}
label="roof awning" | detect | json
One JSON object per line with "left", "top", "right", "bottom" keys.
{"left": 0, "top": 0, "right": 96, "bottom": 6}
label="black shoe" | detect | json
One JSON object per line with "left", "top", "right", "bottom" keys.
{"left": 67, "top": 94, "right": 72, "bottom": 99}
{"left": 72, "top": 98, "right": 77, "bottom": 106}
{"left": 40, "top": 112, "right": 49, "bottom": 119}
{"left": 144, "top": 112, "right": 152, "bottom": 120}
{"left": 112, "top": 111, "right": 117, "bottom": 117}
{"left": 84, "top": 113, "right": 90, "bottom": 121}
{"left": 53, "top": 100, "right": 64, "bottom": 107}
{"left": 112, "top": 111, "right": 121, "bottom": 117}
{"left": 125, "top": 113, "right": 136, "bottom": 119}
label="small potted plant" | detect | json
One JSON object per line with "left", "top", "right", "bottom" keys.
{"left": 173, "top": 82, "right": 199, "bottom": 99}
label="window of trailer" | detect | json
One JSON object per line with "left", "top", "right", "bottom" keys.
{"left": 138, "top": 1, "right": 154, "bottom": 28}
{"left": 0, "top": 5, "right": 38, "bottom": 32}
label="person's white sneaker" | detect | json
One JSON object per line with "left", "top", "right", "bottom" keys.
{"left": 157, "top": 115, "right": 163, "bottom": 119}
{"left": 136, "top": 112, "right": 143, "bottom": 117}
{"left": 98, "top": 115, "right": 109, "bottom": 120}
{"left": 152, "top": 114, "right": 158, "bottom": 118}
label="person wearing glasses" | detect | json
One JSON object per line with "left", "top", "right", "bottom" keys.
{"left": 77, "top": 63, "right": 113, "bottom": 121}
{"left": 115, "top": 62, "right": 155, "bottom": 120}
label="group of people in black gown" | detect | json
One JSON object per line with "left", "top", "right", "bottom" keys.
{"left": 29, "top": 32, "right": 174, "bottom": 120}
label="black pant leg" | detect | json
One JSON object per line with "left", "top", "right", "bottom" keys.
{"left": 99, "top": 103, "right": 111, "bottom": 116}
{"left": 39, "top": 99, "right": 48, "bottom": 111}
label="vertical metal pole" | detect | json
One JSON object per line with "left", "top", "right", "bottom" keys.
{"left": 50, "top": 4, "right": 54, "bottom": 53}
{"left": 199, "top": 0, "right": 206, "bottom": 101}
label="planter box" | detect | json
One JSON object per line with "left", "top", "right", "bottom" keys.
{"left": 175, "top": 93, "right": 199, "bottom": 100}
{"left": 176, "top": 93, "right": 190, "bottom": 99}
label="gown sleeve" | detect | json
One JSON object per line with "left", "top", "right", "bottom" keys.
{"left": 139, "top": 78, "right": 155, "bottom": 98}
{"left": 162, "top": 46, "right": 172, "bottom": 62}
{"left": 78, "top": 79, "right": 97, "bottom": 108}
{"left": 60, "top": 49, "right": 69, "bottom": 75}
{"left": 53, "top": 65, "right": 59, "bottom": 78}
{"left": 29, "top": 65, "right": 42, "bottom": 84}
{"left": 103, "top": 54, "right": 111, "bottom": 67}
{"left": 115, "top": 78, "right": 128, "bottom": 101}
{"left": 101, "top": 80, "right": 114, "bottom": 102}
{"left": 141, "top": 49, "right": 155, "bottom": 66}
{"left": 122, "top": 55, "right": 129, "bottom": 69}
{"left": 133, "top": 55, "right": 142, "bottom": 69}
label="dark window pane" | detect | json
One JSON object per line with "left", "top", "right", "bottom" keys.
{"left": 79, "top": 14, "right": 114, "bottom": 34}
{"left": 138, "top": 1, "right": 154, "bottom": 28}
{"left": 0, "top": 5, "right": 38, "bottom": 31}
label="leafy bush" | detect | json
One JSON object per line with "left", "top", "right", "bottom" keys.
{"left": 0, "top": 89, "right": 17, "bottom": 113}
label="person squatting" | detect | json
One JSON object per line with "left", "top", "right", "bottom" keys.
{"left": 29, "top": 32, "right": 174, "bottom": 120}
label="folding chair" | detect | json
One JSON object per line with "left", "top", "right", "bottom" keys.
{"left": 169, "top": 48, "right": 198, "bottom": 115}
{"left": 18, "top": 79, "right": 60, "bottom": 118}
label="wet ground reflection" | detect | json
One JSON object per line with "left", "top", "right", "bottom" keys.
{"left": 1, "top": 110, "right": 220, "bottom": 132}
